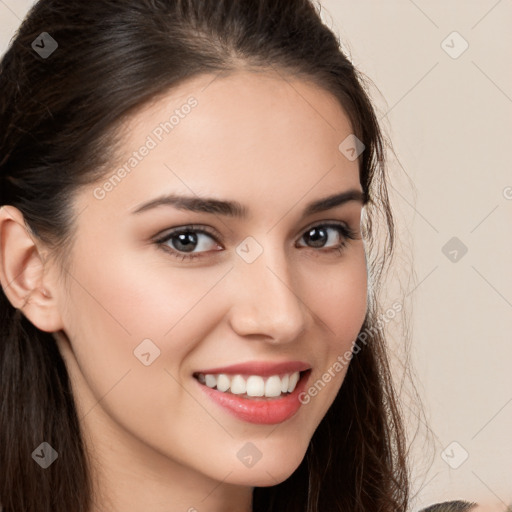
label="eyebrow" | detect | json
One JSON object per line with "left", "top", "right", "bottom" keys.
{"left": 131, "top": 188, "right": 366, "bottom": 218}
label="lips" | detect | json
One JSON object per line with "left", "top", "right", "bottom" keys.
{"left": 194, "top": 368, "right": 312, "bottom": 424}
{"left": 192, "top": 360, "right": 311, "bottom": 399}
{"left": 193, "top": 360, "right": 311, "bottom": 377}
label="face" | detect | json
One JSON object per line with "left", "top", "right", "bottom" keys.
{"left": 51, "top": 70, "right": 368, "bottom": 491}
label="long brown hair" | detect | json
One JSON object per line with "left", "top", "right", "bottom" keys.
{"left": 0, "top": 1, "right": 408, "bottom": 510}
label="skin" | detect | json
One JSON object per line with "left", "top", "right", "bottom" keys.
{"left": 0, "top": 70, "right": 368, "bottom": 512}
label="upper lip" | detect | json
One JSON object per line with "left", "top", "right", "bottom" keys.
{"left": 193, "top": 360, "right": 311, "bottom": 377}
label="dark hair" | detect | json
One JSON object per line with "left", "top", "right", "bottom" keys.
{"left": 0, "top": 1, "right": 408, "bottom": 511}
{"left": 420, "top": 501, "right": 477, "bottom": 512}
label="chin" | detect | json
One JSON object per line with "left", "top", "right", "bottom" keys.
{"left": 225, "top": 450, "right": 306, "bottom": 487}
{"left": 227, "top": 468, "right": 296, "bottom": 488}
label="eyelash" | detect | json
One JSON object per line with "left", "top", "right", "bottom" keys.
{"left": 154, "top": 222, "right": 358, "bottom": 262}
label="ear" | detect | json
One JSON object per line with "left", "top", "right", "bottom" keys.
{"left": 0, "top": 205, "right": 64, "bottom": 332}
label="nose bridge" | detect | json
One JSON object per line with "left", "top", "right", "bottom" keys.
{"left": 228, "top": 237, "right": 308, "bottom": 342}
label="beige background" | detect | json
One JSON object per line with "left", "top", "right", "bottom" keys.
{"left": 1, "top": 0, "right": 511, "bottom": 510}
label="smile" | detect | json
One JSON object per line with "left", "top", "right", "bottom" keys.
{"left": 193, "top": 369, "right": 312, "bottom": 425}
{"left": 194, "top": 371, "right": 302, "bottom": 398}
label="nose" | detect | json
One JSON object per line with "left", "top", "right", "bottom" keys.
{"left": 227, "top": 243, "right": 309, "bottom": 344}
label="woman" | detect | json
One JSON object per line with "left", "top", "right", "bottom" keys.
{"left": 0, "top": 1, "right": 410, "bottom": 511}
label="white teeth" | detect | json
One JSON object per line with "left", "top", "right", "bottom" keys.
{"left": 280, "top": 374, "right": 289, "bottom": 393}
{"left": 246, "top": 376, "right": 265, "bottom": 397}
{"left": 216, "top": 374, "right": 231, "bottom": 392}
{"left": 230, "top": 375, "right": 247, "bottom": 395}
{"left": 287, "top": 371, "right": 300, "bottom": 393}
{"left": 265, "top": 375, "right": 283, "bottom": 397}
{"left": 196, "top": 371, "right": 303, "bottom": 397}
{"left": 205, "top": 374, "right": 217, "bottom": 388}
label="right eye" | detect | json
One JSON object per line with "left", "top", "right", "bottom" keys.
{"left": 154, "top": 225, "right": 223, "bottom": 261}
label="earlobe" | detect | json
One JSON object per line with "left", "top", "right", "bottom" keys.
{"left": 0, "top": 205, "right": 64, "bottom": 332}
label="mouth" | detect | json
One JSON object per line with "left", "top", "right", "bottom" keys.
{"left": 192, "top": 369, "right": 313, "bottom": 424}
{"left": 192, "top": 369, "right": 311, "bottom": 400}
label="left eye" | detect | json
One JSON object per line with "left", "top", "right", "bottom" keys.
{"left": 298, "top": 224, "right": 353, "bottom": 250}
{"left": 155, "top": 222, "right": 357, "bottom": 262}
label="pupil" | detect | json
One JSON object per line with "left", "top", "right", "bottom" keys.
{"left": 307, "top": 227, "right": 327, "bottom": 247}
{"left": 174, "top": 232, "right": 197, "bottom": 252}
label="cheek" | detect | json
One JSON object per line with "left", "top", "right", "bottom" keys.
{"left": 308, "top": 250, "right": 368, "bottom": 345}
{"left": 59, "top": 252, "right": 233, "bottom": 447}
{"left": 305, "top": 250, "right": 367, "bottom": 389}
{"left": 295, "top": 251, "right": 367, "bottom": 413}
{"left": 63, "top": 250, "right": 231, "bottom": 359}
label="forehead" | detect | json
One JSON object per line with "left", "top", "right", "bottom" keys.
{"left": 83, "top": 70, "right": 362, "bottom": 216}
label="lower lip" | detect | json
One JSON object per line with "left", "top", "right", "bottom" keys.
{"left": 195, "top": 370, "right": 311, "bottom": 425}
